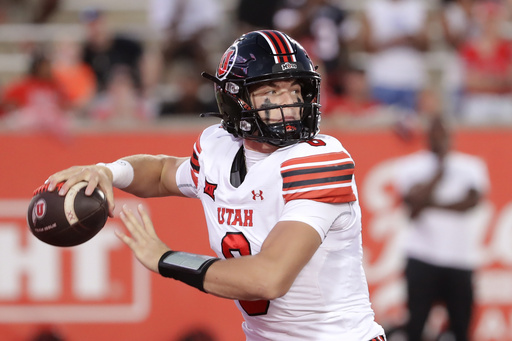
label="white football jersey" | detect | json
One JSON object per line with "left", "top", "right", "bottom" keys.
{"left": 395, "top": 150, "right": 490, "bottom": 269}
{"left": 176, "top": 124, "right": 384, "bottom": 340}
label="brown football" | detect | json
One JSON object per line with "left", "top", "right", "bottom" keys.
{"left": 27, "top": 181, "right": 108, "bottom": 247}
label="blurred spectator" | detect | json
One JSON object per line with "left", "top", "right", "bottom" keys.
{"left": 360, "top": 0, "right": 430, "bottom": 115}
{"left": 80, "top": 8, "right": 144, "bottom": 95}
{"left": 457, "top": 1, "right": 512, "bottom": 125}
{"left": 0, "top": 48, "right": 71, "bottom": 138}
{"left": 0, "top": 0, "right": 60, "bottom": 24}
{"left": 148, "top": 0, "right": 222, "bottom": 69}
{"left": 158, "top": 61, "right": 217, "bottom": 116}
{"left": 273, "top": 0, "right": 352, "bottom": 98}
{"left": 147, "top": 0, "right": 223, "bottom": 116}
{"left": 439, "top": 0, "right": 476, "bottom": 49}
{"left": 394, "top": 115, "right": 490, "bottom": 341}
{"left": 236, "top": 0, "right": 282, "bottom": 32}
{"left": 51, "top": 35, "right": 96, "bottom": 116}
{"left": 438, "top": 0, "right": 478, "bottom": 118}
{"left": 87, "top": 65, "right": 157, "bottom": 123}
{"left": 322, "top": 66, "right": 383, "bottom": 119}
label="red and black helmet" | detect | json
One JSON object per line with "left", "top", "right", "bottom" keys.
{"left": 202, "top": 30, "right": 321, "bottom": 147}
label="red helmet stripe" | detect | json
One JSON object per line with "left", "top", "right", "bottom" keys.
{"left": 266, "top": 30, "right": 290, "bottom": 62}
{"left": 258, "top": 30, "right": 296, "bottom": 63}
{"left": 271, "top": 31, "right": 295, "bottom": 55}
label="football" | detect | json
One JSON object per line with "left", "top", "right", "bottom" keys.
{"left": 27, "top": 181, "right": 109, "bottom": 247}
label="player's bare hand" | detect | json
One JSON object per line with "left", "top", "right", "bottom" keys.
{"left": 116, "top": 204, "right": 171, "bottom": 273}
{"left": 46, "top": 165, "right": 116, "bottom": 217}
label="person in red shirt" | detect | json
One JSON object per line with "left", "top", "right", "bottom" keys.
{"left": 1, "top": 50, "right": 71, "bottom": 137}
{"left": 458, "top": 1, "right": 512, "bottom": 125}
{"left": 323, "top": 67, "right": 382, "bottom": 117}
{"left": 51, "top": 36, "right": 96, "bottom": 116}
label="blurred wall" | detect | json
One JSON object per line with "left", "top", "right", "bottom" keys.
{"left": 0, "top": 126, "right": 511, "bottom": 340}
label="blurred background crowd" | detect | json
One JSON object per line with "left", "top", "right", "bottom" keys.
{"left": 0, "top": 0, "right": 511, "bottom": 136}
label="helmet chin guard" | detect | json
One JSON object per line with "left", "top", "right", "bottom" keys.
{"left": 202, "top": 30, "right": 321, "bottom": 147}
{"left": 239, "top": 103, "right": 319, "bottom": 147}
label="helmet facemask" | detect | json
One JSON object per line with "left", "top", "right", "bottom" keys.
{"left": 238, "top": 78, "right": 320, "bottom": 147}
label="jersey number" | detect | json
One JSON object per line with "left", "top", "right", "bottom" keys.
{"left": 306, "top": 138, "right": 326, "bottom": 147}
{"left": 221, "top": 232, "right": 270, "bottom": 316}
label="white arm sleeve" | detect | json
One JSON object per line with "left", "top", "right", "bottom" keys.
{"left": 175, "top": 158, "right": 198, "bottom": 198}
{"left": 279, "top": 199, "right": 356, "bottom": 240}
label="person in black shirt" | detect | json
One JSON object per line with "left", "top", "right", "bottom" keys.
{"left": 80, "top": 8, "right": 143, "bottom": 94}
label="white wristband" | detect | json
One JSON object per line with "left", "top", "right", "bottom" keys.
{"left": 97, "top": 160, "right": 134, "bottom": 189}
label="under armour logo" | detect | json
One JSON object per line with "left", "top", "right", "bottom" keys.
{"left": 252, "top": 190, "right": 264, "bottom": 201}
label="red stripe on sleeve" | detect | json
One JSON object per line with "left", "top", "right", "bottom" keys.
{"left": 281, "top": 152, "right": 356, "bottom": 204}
{"left": 283, "top": 187, "right": 356, "bottom": 204}
{"left": 189, "top": 132, "right": 203, "bottom": 188}
{"left": 281, "top": 152, "right": 351, "bottom": 169}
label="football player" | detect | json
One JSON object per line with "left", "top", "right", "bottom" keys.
{"left": 48, "top": 30, "right": 386, "bottom": 341}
